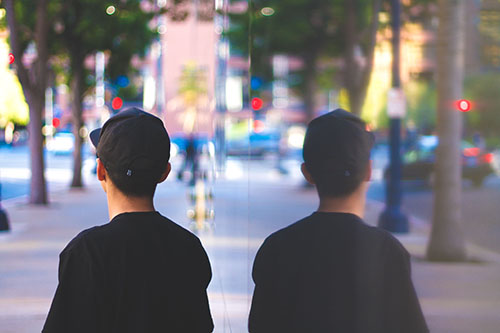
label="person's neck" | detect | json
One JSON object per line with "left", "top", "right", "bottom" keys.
{"left": 316, "top": 187, "right": 367, "bottom": 219}
{"left": 106, "top": 188, "right": 155, "bottom": 220}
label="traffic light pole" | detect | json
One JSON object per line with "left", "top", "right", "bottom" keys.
{"left": 378, "top": 0, "right": 409, "bottom": 233}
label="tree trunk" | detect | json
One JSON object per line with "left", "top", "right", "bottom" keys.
{"left": 426, "top": 0, "right": 467, "bottom": 261}
{"left": 5, "top": 0, "right": 49, "bottom": 204}
{"left": 70, "top": 57, "right": 85, "bottom": 188}
{"left": 26, "top": 92, "right": 48, "bottom": 204}
{"left": 348, "top": 88, "right": 365, "bottom": 117}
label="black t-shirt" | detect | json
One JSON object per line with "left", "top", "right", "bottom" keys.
{"left": 249, "top": 212, "right": 428, "bottom": 333}
{"left": 43, "top": 211, "right": 214, "bottom": 333}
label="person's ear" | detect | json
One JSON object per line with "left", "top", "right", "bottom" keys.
{"left": 158, "top": 162, "right": 171, "bottom": 184}
{"left": 301, "top": 163, "right": 315, "bottom": 185}
{"left": 96, "top": 158, "right": 107, "bottom": 181}
{"left": 364, "top": 160, "right": 372, "bottom": 182}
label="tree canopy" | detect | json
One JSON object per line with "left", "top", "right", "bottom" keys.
{"left": 226, "top": 0, "right": 382, "bottom": 118}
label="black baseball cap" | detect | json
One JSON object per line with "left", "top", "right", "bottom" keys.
{"left": 303, "top": 108, "right": 374, "bottom": 179}
{"left": 90, "top": 107, "right": 170, "bottom": 178}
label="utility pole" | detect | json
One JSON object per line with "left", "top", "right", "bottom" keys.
{"left": 214, "top": 0, "right": 229, "bottom": 172}
{"left": 378, "top": 0, "right": 409, "bottom": 233}
{"left": 155, "top": 0, "right": 166, "bottom": 117}
{"left": 95, "top": 51, "right": 105, "bottom": 124}
{"left": 44, "top": 87, "right": 54, "bottom": 140}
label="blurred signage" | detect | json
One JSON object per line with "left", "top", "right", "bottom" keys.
{"left": 143, "top": 75, "right": 156, "bottom": 112}
{"left": 273, "top": 55, "right": 288, "bottom": 108}
{"left": 387, "top": 88, "right": 406, "bottom": 118}
{"left": 95, "top": 52, "right": 105, "bottom": 108}
{"left": 226, "top": 76, "right": 243, "bottom": 112}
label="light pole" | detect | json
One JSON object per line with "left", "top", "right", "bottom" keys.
{"left": 378, "top": 0, "right": 409, "bottom": 233}
{"left": 214, "top": 0, "right": 229, "bottom": 172}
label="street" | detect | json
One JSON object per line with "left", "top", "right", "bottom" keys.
{"left": 0, "top": 145, "right": 94, "bottom": 201}
{"left": 3, "top": 144, "right": 500, "bottom": 255}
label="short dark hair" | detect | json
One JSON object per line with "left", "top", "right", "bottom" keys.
{"left": 106, "top": 164, "right": 167, "bottom": 198}
{"left": 302, "top": 109, "right": 374, "bottom": 198}
{"left": 307, "top": 160, "right": 369, "bottom": 198}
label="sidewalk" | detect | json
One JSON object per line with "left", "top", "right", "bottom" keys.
{"left": 1, "top": 169, "right": 500, "bottom": 332}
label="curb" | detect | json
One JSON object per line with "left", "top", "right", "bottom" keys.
{"left": 367, "top": 199, "right": 500, "bottom": 264}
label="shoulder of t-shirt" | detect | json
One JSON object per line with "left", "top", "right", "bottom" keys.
{"left": 91, "top": 214, "right": 198, "bottom": 241}
{"left": 60, "top": 226, "right": 100, "bottom": 258}
{"left": 257, "top": 215, "right": 313, "bottom": 252}
{"left": 156, "top": 214, "right": 204, "bottom": 245}
{"left": 62, "top": 215, "right": 203, "bottom": 256}
{"left": 260, "top": 214, "right": 409, "bottom": 259}
{"left": 358, "top": 222, "right": 410, "bottom": 259}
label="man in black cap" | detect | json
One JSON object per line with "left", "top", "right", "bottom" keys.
{"left": 249, "top": 109, "right": 428, "bottom": 332}
{"left": 43, "top": 107, "right": 214, "bottom": 332}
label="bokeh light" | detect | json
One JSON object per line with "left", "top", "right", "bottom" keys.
{"left": 261, "top": 7, "right": 275, "bottom": 16}
{"left": 106, "top": 6, "right": 116, "bottom": 15}
{"left": 251, "top": 97, "right": 263, "bottom": 110}
{"left": 112, "top": 97, "right": 123, "bottom": 110}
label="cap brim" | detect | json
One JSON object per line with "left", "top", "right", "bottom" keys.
{"left": 89, "top": 128, "right": 101, "bottom": 148}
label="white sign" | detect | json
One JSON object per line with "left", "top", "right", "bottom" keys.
{"left": 226, "top": 76, "right": 243, "bottom": 112}
{"left": 272, "top": 55, "right": 289, "bottom": 108}
{"left": 387, "top": 88, "right": 406, "bottom": 118}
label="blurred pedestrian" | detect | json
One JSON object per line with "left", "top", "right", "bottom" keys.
{"left": 249, "top": 109, "right": 428, "bottom": 333}
{"left": 177, "top": 133, "right": 198, "bottom": 186}
{"left": 43, "top": 108, "right": 213, "bottom": 333}
{"left": 473, "top": 132, "right": 486, "bottom": 150}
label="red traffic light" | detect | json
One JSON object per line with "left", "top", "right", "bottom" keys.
{"left": 8, "top": 53, "right": 15, "bottom": 64}
{"left": 52, "top": 118, "right": 61, "bottom": 128}
{"left": 251, "top": 97, "right": 263, "bottom": 111}
{"left": 456, "top": 99, "right": 471, "bottom": 112}
{"left": 112, "top": 97, "right": 123, "bottom": 110}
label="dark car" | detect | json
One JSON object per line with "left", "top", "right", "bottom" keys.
{"left": 386, "top": 135, "right": 494, "bottom": 187}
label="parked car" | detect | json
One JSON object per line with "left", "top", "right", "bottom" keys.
{"left": 46, "top": 132, "right": 74, "bottom": 155}
{"left": 385, "top": 135, "right": 494, "bottom": 187}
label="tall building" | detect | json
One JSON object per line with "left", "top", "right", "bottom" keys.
{"left": 160, "top": 2, "right": 217, "bottom": 138}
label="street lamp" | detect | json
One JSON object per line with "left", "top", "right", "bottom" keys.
{"left": 378, "top": 0, "right": 409, "bottom": 233}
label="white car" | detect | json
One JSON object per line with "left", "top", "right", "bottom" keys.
{"left": 46, "top": 132, "right": 74, "bottom": 154}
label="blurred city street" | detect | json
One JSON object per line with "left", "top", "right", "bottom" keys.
{"left": 2, "top": 0, "right": 500, "bottom": 331}
{"left": 3, "top": 144, "right": 500, "bottom": 254}
{"left": 1, "top": 146, "right": 500, "bottom": 332}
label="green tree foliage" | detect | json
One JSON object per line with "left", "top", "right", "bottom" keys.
{"left": 178, "top": 62, "right": 208, "bottom": 106}
{"left": 0, "top": 40, "right": 29, "bottom": 126}
{"left": 52, "top": 0, "right": 164, "bottom": 187}
{"left": 227, "top": 0, "right": 382, "bottom": 119}
{"left": 227, "top": 0, "right": 343, "bottom": 120}
{"left": 1, "top": 0, "right": 186, "bottom": 193}
{"left": 464, "top": 73, "right": 500, "bottom": 146}
{"left": 405, "top": 79, "right": 437, "bottom": 133}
